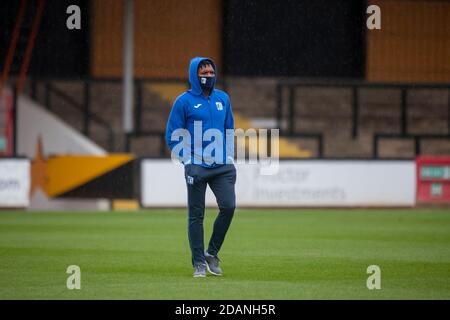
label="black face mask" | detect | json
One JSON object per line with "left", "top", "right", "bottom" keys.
{"left": 198, "top": 76, "right": 215, "bottom": 89}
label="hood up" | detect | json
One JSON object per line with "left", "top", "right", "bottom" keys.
{"left": 188, "top": 56, "right": 217, "bottom": 95}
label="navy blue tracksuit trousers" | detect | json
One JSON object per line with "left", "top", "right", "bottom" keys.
{"left": 184, "top": 163, "right": 236, "bottom": 266}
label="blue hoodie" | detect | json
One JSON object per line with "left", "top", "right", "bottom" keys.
{"left": 165, "top": 57, "right": 234, "bottom": 168}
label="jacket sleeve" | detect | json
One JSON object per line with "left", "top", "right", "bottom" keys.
{"left": 225, "top": 97, "right": 234, "bottom": 130}
{"left": 224, "top": 96, "right": 235, "bottom": 164}
{"left": 165, "top": 97, "right": 186, "bottom": 152}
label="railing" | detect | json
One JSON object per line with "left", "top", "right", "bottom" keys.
{"left": 26, "top": 76, "right": 450, "bottom": 159}
{"left": 33, "top": 80, "right": 115, "bottom": 151}
{"left": 29, "top": 77, "right": 226, "bottom": 155}
{"left": 373, "top": 134, "right": 450, "bottom": 158}
{"left": 276, "top": 79, "right": 450, "bottom": 158}
{"left": 127, "top": 77, "right": 228, "bottom": 154}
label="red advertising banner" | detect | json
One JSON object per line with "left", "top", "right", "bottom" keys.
{"left": 416, "top": 156, "right": 450, "bottom": 203}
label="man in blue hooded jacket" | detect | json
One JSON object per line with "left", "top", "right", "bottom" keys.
{"left": 165, "top": 57, "right": 236, "bottom": 277}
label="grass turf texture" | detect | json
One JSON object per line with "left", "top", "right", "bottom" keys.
{"left": 0, "top": 208, "right": 449, "bottom": 299}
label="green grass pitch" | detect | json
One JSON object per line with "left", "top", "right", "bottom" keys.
{"left": 0, "top": 208, "right": 449, "bottom": 299}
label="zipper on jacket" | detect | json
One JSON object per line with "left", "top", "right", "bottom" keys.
{"left": 207, "top": 95, "right": 213, "bottom": 127}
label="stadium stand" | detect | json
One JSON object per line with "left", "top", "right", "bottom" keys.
{"left": 21, "top": 77, "right": 450, "bottom": 159}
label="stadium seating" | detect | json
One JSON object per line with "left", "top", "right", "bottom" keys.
{"left": 24, "top": 77, "right": 450, "bottom": 158}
